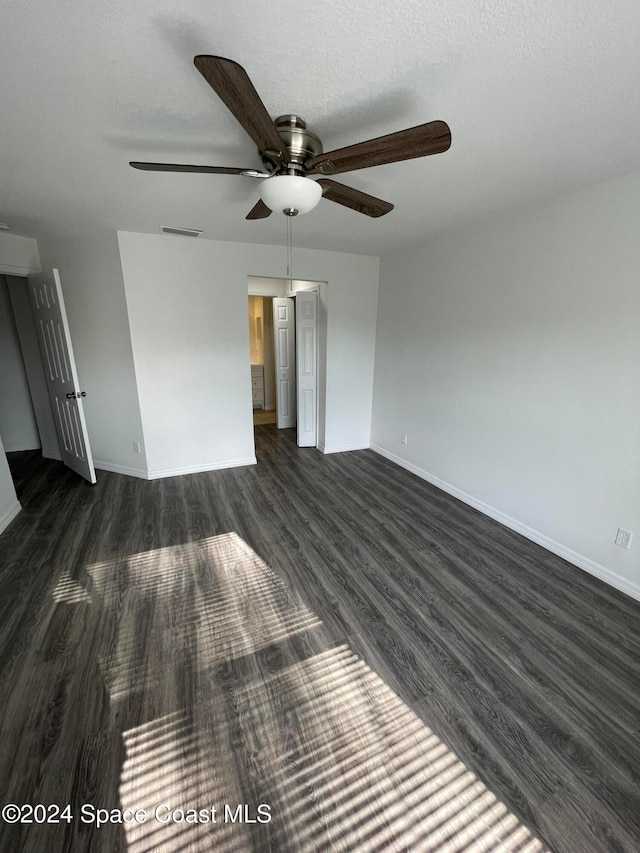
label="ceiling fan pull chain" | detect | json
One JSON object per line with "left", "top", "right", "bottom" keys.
{"left": 286, "top": 215, "right": 293, "bottom": 281}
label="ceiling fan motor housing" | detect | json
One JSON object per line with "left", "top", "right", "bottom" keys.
{"left": 261, "top": 115, "right": 323, "bottom": 174}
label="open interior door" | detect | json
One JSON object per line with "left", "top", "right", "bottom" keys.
{"left": 295, "top": 290, "right": 318, "bottom": 448}
{"left": 272, "top": 297, "right": 296, "bottom": 429}
{"left": 29, "top": 269, "right": 96, "bottom": 483}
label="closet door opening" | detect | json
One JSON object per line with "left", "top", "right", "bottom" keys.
{"left": 247, "top": 276, "right": 326, "bottom": 450}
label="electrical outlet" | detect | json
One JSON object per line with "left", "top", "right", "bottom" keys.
{"left": 133, "top": 441, "right": 141, "bottom": 454}
{"left": 401, "top": 433, "right": 408, "bottom": 445}
{"left": 615, "top": 528, "right": 632, "bottom": 549}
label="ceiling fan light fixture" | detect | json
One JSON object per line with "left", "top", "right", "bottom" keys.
{"left": 259, "top": 175, "right": 322, "bottom": 216}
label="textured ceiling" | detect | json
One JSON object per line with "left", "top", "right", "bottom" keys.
{"left": 2, "top": 0, "right": 640, "bottom": 256}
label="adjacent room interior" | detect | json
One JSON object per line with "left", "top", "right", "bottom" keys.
{"left": 248, "top": 293, "right": 276, "bottom": 425}
{"left": 1, "top": 2, "right": 639, "bottom": 851}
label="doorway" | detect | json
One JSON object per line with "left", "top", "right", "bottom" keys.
{"left": 248, "top": 295, "right": 276, "bottom": 426}
{"left": 0, "top": 271, "right": 96, "bottom": 491}
{"left": 0, "top": 275, "right": 42, "bottom": 457}
{"left": 0, "top": 273, "right": 59, "bottom": 513}
{"left": 247, "top": 276, "right": 327, "bottom": 450}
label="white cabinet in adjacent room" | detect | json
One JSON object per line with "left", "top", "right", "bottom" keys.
{"left": 251, "top": 364, "right": 265, "bottom": 410}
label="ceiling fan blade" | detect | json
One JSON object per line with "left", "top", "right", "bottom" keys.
{"left": 246, "top": 199, "right": 272, "bottom": 220}
{"left": 317, "top": 179, "right": 393, "bottom": 217}
{"left": 309, "top": 120, "right": 451, "bottom": 175}
{"left": 130, "top": 162, "right": 269, "bottom": 176}
{"left": 194, "top": 55, "right": 284, "bottom": 158}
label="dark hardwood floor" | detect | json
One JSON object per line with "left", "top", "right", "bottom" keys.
{"left": 1, "top": 426, "right": 639, "bottom": 852}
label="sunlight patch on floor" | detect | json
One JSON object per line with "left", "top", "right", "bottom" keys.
{"left": 231, "top": 644, "right": 550, "bottom": 852}
{"left": 51, "top": 570, "right": 92, "bottom": 604}
{"left": 86, "top": 533, "right": 321, "bottom": 703}
{"left": 120, "top": 711, "right": 249, "bottom": 853}
{"left": 97, "top": 533, "right": 550, "bottom": 851}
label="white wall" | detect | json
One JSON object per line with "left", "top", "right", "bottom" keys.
{"left": 0, "top": 432, "right": 21, "bottom": 535}
{"left": 0, "top": 276, "right": 40, "bottom": 451}
{"left": 118, "top": 231, "right": 379, "bottom": 477}
{"left": 34, "top": 230, "right": 147, "bottom": 477}
{"left": 372, "top": 170, "right": 640, "bottom": 600}
{"left": 0, "top": 232, "right": 40, "bottom": 276}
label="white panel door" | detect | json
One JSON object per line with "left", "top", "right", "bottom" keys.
{"left": 295, "top": 290, "right": 318, "bottom": 448}
{"left": 29, "top": 269, "right": 96, "bottom": 483}
{"left": 272, "top": 297, "right": 296, "bottom": 429}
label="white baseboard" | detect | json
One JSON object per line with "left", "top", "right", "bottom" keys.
{"left": 320, "top": 442, "right": 370, "bottom": 455}
{"left": 95, "top": 456, "right": 258, "bottom": 480}
{"left": 146, "top": 456, "right": 257, "bottom": 480}
{"left": 94, "top": 460, "right": 150, "bottom": 480}
{"left": 370, "top": 443, "right": 640, "bottom": 604}
{"left": 0, "top": 500, "right": 22, "bottom": 535}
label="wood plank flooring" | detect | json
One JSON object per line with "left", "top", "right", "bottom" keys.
{"left": 1, "top": 426, "right": 639, "bottom": 852}
{"left": 254, "top": 409, "right": 277, "bottom": 426}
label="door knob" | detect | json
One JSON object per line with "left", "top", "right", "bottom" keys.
{"left": 66, "top": 393, "right": 75, "bottom": 399}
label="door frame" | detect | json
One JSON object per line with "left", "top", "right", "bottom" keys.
{"left": 247, "top": 276, "right": 327, "bottom": 452}
{"left": 0, "top": 273, "right": 62, "bottom": 461}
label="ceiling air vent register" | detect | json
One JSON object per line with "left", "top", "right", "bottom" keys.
{"left": 161, "top": 226, "right": 202, "bottom": 237}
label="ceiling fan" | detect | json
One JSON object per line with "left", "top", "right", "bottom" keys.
{"left": 130, "top": 55, "right": 451, "bottom": 220}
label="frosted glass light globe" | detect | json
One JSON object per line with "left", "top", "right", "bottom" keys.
{"left": 259, "top": 175, "right": 322, "bottom": 216}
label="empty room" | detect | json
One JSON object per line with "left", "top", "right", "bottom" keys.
{"left": 1, "top": 1, "right": 639, "bottom": 851}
